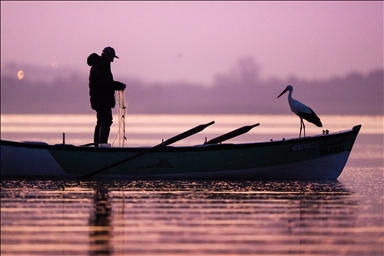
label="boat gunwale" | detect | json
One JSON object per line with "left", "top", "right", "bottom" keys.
{"left": 0, "top": 125, "right": 361, "bottom": 153}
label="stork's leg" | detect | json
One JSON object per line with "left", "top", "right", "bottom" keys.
{"left": 302, "top": 121, "right": 306, "bottom": 137}
{"left": 299, "top": 119, "right": 303, "bottom": 138}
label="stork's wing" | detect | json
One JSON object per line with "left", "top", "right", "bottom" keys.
{"left": 300, "top": 107, "right": 322, "bottom": 127}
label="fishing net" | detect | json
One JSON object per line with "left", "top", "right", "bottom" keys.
{"left": 113, "top": 90, "right": 127, "bottom": 147}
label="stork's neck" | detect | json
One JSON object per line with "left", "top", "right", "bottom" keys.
{"left": 287, "top": 89, "right": 293, "bottom": 101}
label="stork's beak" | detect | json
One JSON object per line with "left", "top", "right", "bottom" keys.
{"left": 277, "top": 88, "right": 288, "bottom": 99}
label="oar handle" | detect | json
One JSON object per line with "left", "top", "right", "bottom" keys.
{"left": 78, "top": 121, "right": 215, "bottom": 180}
{"left": 205, "top": 123, "right": 259, "bottom": 144}
{"left": 80, "top": 142, "right": 97, "bottom": 147}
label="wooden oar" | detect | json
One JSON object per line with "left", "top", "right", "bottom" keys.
{"left": 80, "top": 142, "right": 96, "bottom": 147}
{"left": 78, "top": 121, "right": 215, "bottom": 180}
{"left": 205, "top": 123, "right": 260, "bottom": 144}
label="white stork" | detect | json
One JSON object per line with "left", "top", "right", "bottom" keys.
{"left": 277, "top": 85, "right": 322, "bottom": 138}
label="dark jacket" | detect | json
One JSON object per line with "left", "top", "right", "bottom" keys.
{"left": 87, "top": 53, "right": 125, "bottom": 110}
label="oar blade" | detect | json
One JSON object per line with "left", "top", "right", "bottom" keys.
{"left": 205, "top": 123, "right": 259, "bottom": 144}
{"left": 162, "top": 121, "right": 215, "bottom": 146}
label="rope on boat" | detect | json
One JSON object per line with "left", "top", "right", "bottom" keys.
{"left": 113, "top": 90, "right": 127, "bottom": 147}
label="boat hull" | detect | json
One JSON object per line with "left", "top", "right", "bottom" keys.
{"left": 1, "top": 125, "right": 361, "bottom": 180}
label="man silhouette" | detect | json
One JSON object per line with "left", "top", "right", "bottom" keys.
{"left": 87, "top": 46, "right": 126, "bottom": 146}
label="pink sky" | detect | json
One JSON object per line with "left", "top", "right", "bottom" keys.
{"left": 1, "top": 1, "right": 383, "bottom": 85}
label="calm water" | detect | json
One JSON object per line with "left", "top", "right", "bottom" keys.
{"left": 1, "top": 114, "right": 383, "bottom": 255}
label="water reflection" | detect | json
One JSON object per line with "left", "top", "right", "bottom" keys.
{"left": 2, "top": 179, "right": 380, "bottom": 255}
{"left": 89, "top": 184, "right": 111, "bottom": 256}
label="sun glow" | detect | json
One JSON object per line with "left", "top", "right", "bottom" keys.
{"left": 17, "top": 70, "right": 24, "bottom": 80}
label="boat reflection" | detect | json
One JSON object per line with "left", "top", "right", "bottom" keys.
{"left": 83, "top": 179, "right": 357, "bottom": 255}
{"left": 0, "top": 179, "right": 360, "bottom": 255}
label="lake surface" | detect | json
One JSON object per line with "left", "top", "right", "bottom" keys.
{"left": 1, "top": 114, "right": 383, "bottom": 255}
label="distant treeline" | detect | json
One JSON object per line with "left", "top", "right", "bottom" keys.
{"left": 1, "top": 59, "right": 383, "bottom": 115}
